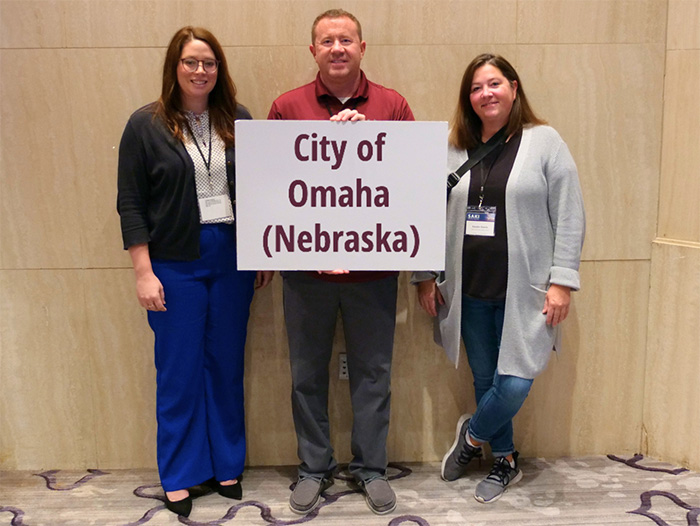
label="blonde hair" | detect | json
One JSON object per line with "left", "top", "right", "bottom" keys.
{"left": 311, "top": 9, "right": 363, "bottom": 42}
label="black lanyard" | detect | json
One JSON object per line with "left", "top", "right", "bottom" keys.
{"left": 186, "top": 117, "right": 212, "bottom": 174}
{"left": 477, "top": 141, "right": 506, "bottom": 208}
{"left": 446, "top": 125, "right": 507, "bottom": 193}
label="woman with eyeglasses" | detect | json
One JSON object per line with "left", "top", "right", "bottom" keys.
{"left": 117, "top": 26, "right": 273, "bottom": 517}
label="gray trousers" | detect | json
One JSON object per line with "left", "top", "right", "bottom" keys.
{"left": 282, "top": 272, "right": 398, "bottom": 483}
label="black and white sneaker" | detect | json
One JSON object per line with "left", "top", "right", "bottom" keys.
{"left": 441, "top": 413, "right": 482, "bottom": 481}
{"left": 474, "top": 451, "right": 522, "bottom": 503}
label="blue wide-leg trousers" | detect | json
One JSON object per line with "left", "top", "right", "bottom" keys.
{"left": 148, "top": 224, "right": 255, "bottom": 492}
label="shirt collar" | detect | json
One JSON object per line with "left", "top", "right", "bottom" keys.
{"left": 314, "top": 70, "right": 369, "bottom": 102}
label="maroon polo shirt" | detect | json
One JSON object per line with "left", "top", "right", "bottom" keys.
{"left": 267, "top": 71, "right": 415, "bottom": 283}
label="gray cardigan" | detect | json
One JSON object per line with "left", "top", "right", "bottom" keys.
{"left": 414, "top": 125, "right": 585, "bottom": 379}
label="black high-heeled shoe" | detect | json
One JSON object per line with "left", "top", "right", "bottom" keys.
{"left": 164, "top": 493, "right": 193, "bottom": 517}
{"left": 203, "top": 477, "right": 243, "bottom": 500}
{"left": 215, "top": 479, "right": 243, "bottom": 500}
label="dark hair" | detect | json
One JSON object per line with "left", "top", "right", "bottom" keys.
{"left": 154, "top": 26, "right": 238, "bottom": 147}
{"left": 311, "top": 9, "right": 363, "bottom": 42}
{"left": 449, "top": 53, "right": 546, "bottom": 150}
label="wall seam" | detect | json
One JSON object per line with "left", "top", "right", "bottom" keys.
{"left": 640, "top": 0, "right": 673, "bottom": 460}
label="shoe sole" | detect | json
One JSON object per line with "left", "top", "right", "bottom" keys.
{"left": 365, "top": 495, "right": 397, "bottom": 515}
{"left": 289, "top": 496, "right": 321, "bottom": 515}
{"left": 474, "top": 469, "right": 523, "bottom": 504}
{"left": 288, "top": 479, "right": 333, "bottom": 515}
{"left": 441, "top": 413, "right": 472, "bottom": 481}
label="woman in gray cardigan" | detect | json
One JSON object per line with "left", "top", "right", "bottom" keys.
{"left": 414, "top": 54, "right": 585, "bottom": 503}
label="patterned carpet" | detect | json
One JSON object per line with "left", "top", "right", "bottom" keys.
{"left": 1, "top": 455, "right": 699, "bottom": 525}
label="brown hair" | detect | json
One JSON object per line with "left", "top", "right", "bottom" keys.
{"left": 449, "top": 53, "right": 546, "bottom": 150}
{"left": 154, "top": 26, "right": 238, "bottom": 147}
{"left": 311, "top": 9, "right": 363, "bottom": 43}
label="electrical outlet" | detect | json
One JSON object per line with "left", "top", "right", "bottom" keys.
{"left": 339, "top": 353, "right": 349, "bottom": 380}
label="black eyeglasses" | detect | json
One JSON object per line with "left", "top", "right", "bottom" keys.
{"left": 180, "top": 58, "right": 219, "bottom": 73}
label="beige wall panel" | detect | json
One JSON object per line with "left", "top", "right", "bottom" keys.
{"left": 0, "top": 0, "right": 204, "bottom": 49}
{"left": 1, "top": 0, "right": 77, "bottom": 48}
{"left": 1, "top": 50, "right": 84, "bottom": 269}
{"left": 0, "top": 48, "right": 161, "bottom": 269}
{"left": 667, "top": 0, "right": 700, "bottom": 50}
{"left": 515, "top": 261, "right": 649, "bottom": 457}
{"left": 346, "top": 0, "right": 517, "bottom": 45}
{"left": 79, "top": 49, "right": 163, "bottom": 268}
{"left": 83, "top": 270, "right": 157, "bottom": 468}
{"left": 658, "top": 50, "right": 700, "bottom": 243}
{"left": 0, "top": 0, "right": 335, "bottom": 49}
{"left": 1, "top": 0, "right": 516, "bottom": 49}
{"left": 361, "top": 45, "right": 519, "bottom": 121}
{"left": 0, "top": 270, "right": 97, "bottom": 469}
{"left": 515, "top": 261, "right": 648, "bottom": 457}
{"left": 645, "top": 242, "right": 700, "bottom": 471}
{"left": 388, "top": 274, "right": 474, "bottom": 462}
{"left": 226, "top": 46, "right": 319, "bottom": 119}
{"left": 517, "top": 0, "right": 667, "bottom": 44}
{"left": 218, "top": 0, "right": 515, "bottom": 45}
{"left": 518, "top": 44, "right": 664, "bottom": 261}
{"left": 138, "top": 0, "right": 325, "bottom": 48}
{"left": 243, "top": 278, "right": 297, "bottom": 466}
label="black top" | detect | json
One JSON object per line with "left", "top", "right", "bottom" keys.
{"left": 117, "top": 102, "right": 252, "bottom": 261}
{"left": 461, "top": 130, "right": 522, "bottom": 299}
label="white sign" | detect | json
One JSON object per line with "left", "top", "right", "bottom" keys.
{"left": 235, "top": 120, "right": 447, "bottom": 271}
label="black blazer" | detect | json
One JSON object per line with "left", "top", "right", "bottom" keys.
{"left": 117, "top": 102, "right": 251, "bottom": 260}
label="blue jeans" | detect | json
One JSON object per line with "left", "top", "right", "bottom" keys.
{"left": 460, "top": 295, "right": 533, "bottom": 456}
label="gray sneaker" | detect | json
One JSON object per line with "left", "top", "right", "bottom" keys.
{"left": 474, "top": 451, "right": 522, "bottom": 503}
{"left": 289, "top": 476, "right": 333, "bottom": 515}
{"left": 441, "top": 413, "right": 482, "bottom": 481}
{"left": 359, "top": 477, "right": 397, "bottom": 515}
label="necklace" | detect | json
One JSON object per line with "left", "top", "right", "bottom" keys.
{"left": 185, "top": 113, "right": 212, "bottom": 176}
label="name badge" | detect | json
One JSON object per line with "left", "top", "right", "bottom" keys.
{"left": 199, "top": 195, "right": 234, "bottom": 222}
{"left": 465, "top": 206, "right": 496, "bottom": 237}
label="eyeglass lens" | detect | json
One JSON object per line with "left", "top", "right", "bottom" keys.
{"left": 181, "top": 59, "right": 218, "bottom": 72}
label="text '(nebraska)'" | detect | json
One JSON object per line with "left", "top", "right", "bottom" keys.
{"left": 263, "top": 130, "right": 419, "bottom": 257}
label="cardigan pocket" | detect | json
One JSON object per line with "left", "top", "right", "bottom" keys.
{"left": 530, "top": 283, "right": 548, "bottom": 294}
{"left": 529, "top": 283, "right": 558, "bottom": 347}
{"left": 436, "top": 276, "right": 450, "bottom": 304}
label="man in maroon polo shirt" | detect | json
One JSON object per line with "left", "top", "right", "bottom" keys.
{"left": 268, "top": 8, "right": 414, "bottom": 517}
